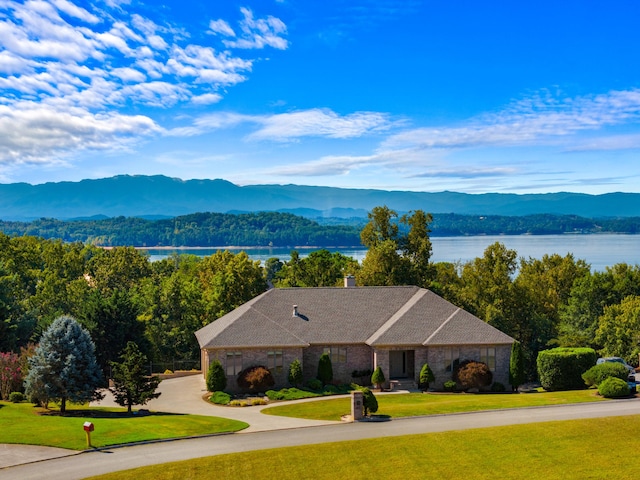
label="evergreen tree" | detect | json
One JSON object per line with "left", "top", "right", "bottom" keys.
{"left": 24, "top": 315, "right": 103, "bottom": 413}
{"left": 509, "top": 341, "right": 525, "bottom": 391}
{"left": 317, "top": 352, "right": 333, "bottom": 386}
{"left": 288, "top": 359, "right": 303, "bottom": 387}
{"left": 419, "top": 363, "right": 435, "bottom": 391}
{"left": 206, "top": 360, "right": 227, "bottom": 392}
{"left": 110, "top": 341, "right": 161, "bottom": 414}
{"left": 371, "top": 366, "right": 386, "bottom": 390}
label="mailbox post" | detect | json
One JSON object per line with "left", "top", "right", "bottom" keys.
{"left": 83, "top": 421, "right": 94, "bottom": 448}
{"left": 351, "top": 390, "right": 363, "bottom": 421}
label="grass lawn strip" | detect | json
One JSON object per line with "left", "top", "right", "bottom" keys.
{"left": 0, "top": 402, "right": 248, "bottom": 450}
{"left": 262, "top": 389, "right": 609, "bottom": 421}
{"left": 86, "top": 414, "right": 638, "bottom": 480}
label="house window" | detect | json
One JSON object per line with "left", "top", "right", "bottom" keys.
{"left": 324, "top": 347, "right": 347, "bottom": 364}
{"left": 267, "top": 350, "right": 284, "bottom": 374}
{"left": 445, "top": 347, "right": 460, "bottom": 372}
{"left": 480, "top": 347, "right": 496, "bottom": 370}
{"left": 226, "top": 352, "right": 242, "bottom": 376}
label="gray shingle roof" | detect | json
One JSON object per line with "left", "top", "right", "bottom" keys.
{"left": 195, "top": 286, "right": 515, "bottom": 349}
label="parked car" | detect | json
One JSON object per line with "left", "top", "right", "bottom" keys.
{"left": 596, "top": 357, "right": 636, "bottom": 377}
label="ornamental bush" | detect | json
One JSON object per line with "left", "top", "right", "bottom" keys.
{"left": 0, "top": 352, "right": 22, "bottom": 401}
{"left": 287, "top": 359, "right": 303, "bottom": 387}
{"left": 598, "top": 377, "right": 631, "bottom": 398}
{"left": 537, "top": 347, "right": 597, "bottom": 391}
{"left": 443, "top": 380, "right": 457, "bottom": 392}
{"left": 317, "top": 353, "right": 333, "bottom": 386}
{"left": 210, "top": 391, "right": 231, "bottom": 405}
{"left": 582, "top": 362, "right": 629, "bottom": 387}
{"left": 9, "top": 391, "right": 25, "bottom": 403}
{"left": 306, "top": 378, "right": 322, "bottom": 391}
{"left": 419, "top": 363, "right": 435, "bottom": 391}
{"left": 453, "top": 360, "right": 493, "bottom": 391}
{"left": 352, "top": 384, "right": 378, "bottom": 416}
{"left": 371, "top": 366, "right": 385, "bottom": 390}
{"left": 491, "top": 382, "right": 506, "bottom": 392}
{"left": 237, "top": 365, "right": 275, "bottom": 393}
{"left": 206, "top": 360, "right": 227, "bottom": 392}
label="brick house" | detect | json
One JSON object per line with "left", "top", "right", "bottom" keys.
{"left": 195, "top": 280, "right": 515, "bottom": 392}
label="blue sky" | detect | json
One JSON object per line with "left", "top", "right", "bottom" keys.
{"left": 1, "top": 0, "right": 640, "bottom": 194}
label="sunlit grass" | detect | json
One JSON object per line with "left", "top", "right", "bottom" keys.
{"left": 262, "top": 389, "right": 609, "bottom": 421}
{"left": 0, "top": 401, "right": 248, "bottom": 450}
{"left": 87, "top": 415, "right": 639, "bottom": 480}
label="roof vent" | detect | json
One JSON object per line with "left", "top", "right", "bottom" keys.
{"left": 344, "top": 275, "right": 356, "bottom": 288}
{"left": 292, "top": 305, "right": 299, "bottom": 317}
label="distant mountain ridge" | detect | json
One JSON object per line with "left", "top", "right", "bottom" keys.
{"left": 1, "top": 174, "right": 639, "bottom": 220}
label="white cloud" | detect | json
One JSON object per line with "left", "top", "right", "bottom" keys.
{"left": 223, "top": 7, "right": 288, "bottom": 50}
{"left": 175, "top": 108, "right": 394, "bottom": 140}
{"left": 250, "top": 109, "right": 392, "bottom": 141}
{"left": 383, "top": 89, "right": 640, "bottom": 151}
{"left": 208, "top": 19, "right": 235, "bottom": 37}
{"left": 0, "top": 0, "right": 288, "bottom": 167}
{"left": 191, "top": 93, "right": 222, "bottom": 105}
{"left": 0, "top": 102, "right": 160, "bottom": 165}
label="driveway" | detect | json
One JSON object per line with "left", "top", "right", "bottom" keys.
{"left": 92, "top": 374, "right": 342, "bottom": 432}
{"left": 4, "top": 398, "right": 640, "bottom": 480}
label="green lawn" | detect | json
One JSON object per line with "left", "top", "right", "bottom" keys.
{"left": 87, "top": 414, "right": 640, "bottom": 480}
{"left": 0, "top": 401, "right": 248, "bottom": 450}
{"left": 262, "top": 389, "right": 609, "bottom": 420}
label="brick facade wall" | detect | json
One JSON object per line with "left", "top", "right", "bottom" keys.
{"left": 202, "top": 342, "right": 512, "bottom": 392}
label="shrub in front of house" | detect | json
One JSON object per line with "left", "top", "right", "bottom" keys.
{"left": 443, "top": 380, "right": 457, "bottom": 392}
{"left": 237, "top": 365, "right": 275, "bottom": 393}
{"left": 9, "top": 391, "right": 25, "bottom": 403}
{"left": 598, "top": 377, "right": 631, "bottom": 398}
{"left": 419, "top": 363, "right": 435, "bottom": 391}
{"left": 306, "top": 378, "right": 323, "bottom": 391}
{"left": 453, "top": 360, "right": 493, "bottom": 391}
{"left": 210, "top": 391, "right": 231, "bottom": 405}
{"left": 582, "top": 362, "right": 629, "bottom": 387}
{"left": 371, "top": 366, "right": 386, "bottom": 390}
{"left": 288, "top": 359, "right": 303, "bottom": 387}
{"left": 266, "top": 388, "right": 321, "bottom": 401}
{"left": 490, "top": 382, "right": 506, "bottom": 392}
{"left": 537, "top": 347, "right": 597, "bottom": 391}
{"left": 317, "top": 353, "right": 333, "bottom": 386}
{"left": 352, "top": 384, "right": 378, "bottom": 416}
{"left": 206, "top": 360, "right": 227, "bottom": 392}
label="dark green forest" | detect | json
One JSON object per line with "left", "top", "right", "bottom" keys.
{"left": 1, "top": 211, "right": 639, "bottom": 247}
{"left": 1, "top": 207, "right": 640, "bottom": 385}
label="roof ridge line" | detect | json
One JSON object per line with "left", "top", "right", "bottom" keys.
{"left": 423, "top": 307, "right": 460, "bottom": 346}
{"left": 365, "top": 288, "right": 426, "bottom": 345}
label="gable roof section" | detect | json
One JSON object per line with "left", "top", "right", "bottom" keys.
{"left": 195, "top": 286, "right": 515, "bottom": 349}
{"left": 423, "top": 308, "right": 514, "bottom": 346}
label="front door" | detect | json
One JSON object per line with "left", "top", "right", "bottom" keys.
{"left": 389, "top": 350, "right": 407, "bottom": 378}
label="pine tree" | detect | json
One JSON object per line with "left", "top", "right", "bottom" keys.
{"left": 110, "top": 342, "right": 161, "bottom": 414}
{"left": 24, "top": 315, "right": 104, "bottom": 413}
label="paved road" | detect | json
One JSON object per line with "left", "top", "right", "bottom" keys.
{"left": 3, "top": 398, "right": 640, "bottom": 480}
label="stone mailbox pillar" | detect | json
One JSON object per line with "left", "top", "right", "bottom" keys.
{"left": 351, "top": 390, "right": 364, "bottom": 421}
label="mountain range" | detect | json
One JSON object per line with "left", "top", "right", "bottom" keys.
{"left": 1, "top": 175, "right": 639, "bottom": 221}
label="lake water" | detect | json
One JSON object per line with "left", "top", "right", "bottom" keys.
{"left": 143, "top": 234, "right": 640, "bottom": 272}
